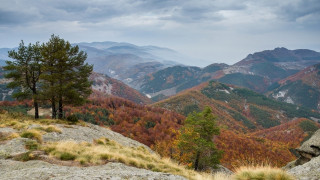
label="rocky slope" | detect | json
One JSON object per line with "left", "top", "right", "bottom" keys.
{"left": 269, "top": 63, "right": 320, "bottom": 111}
{"left": 286, "top": 129, "right": 320, "bottom": 180}
{"left": 90, "top": 72, "right": 151, "bottom": 104}
{"left": 0, "top": 160, "right": 185, "bottom": 180}
{"left": 0, "top": 115, "right": 187, "bottom": 179}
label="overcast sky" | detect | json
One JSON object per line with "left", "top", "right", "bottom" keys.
{"left": 0, "top": 0, "right": 319, "bottom": 66}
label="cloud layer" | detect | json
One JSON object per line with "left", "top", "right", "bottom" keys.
{"left": 0, "top": 0, "right": 319, "bottom": 65}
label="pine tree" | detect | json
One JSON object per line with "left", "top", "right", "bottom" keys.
{"left": 177, "top": 106, "right": 222, "bottom": 170}
{"left": 41, "top": 35, "right": 93, "bottom": 119}
{"left": 3, "top": 41, "right": 42, "bottom": 119}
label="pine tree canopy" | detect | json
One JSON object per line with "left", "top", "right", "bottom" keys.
{"left": 177, "top": 106, "right": 222, "bottom": 171}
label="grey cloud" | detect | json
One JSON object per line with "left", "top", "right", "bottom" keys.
{"left": 279, "top": 0, "right": 320, "bottom": 21}
{"left": 0, "top": 0, "right": 319, "bottom": 65}
{"left": 0, "top": 0, "right": 247, "bottom": 25}
{"left": 0, "top": 9, "right": 38, "bottom": 26}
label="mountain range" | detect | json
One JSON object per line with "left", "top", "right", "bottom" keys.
{"left": 0, "top": 41, "right": 194, "bottom": 89}
{"left": 74, "top": 41, "right": 193, "bottom": 89}
{"left": 139, "top": 47, "right": 320, "bottom": 109}
{"left": 1, "top": 43, "right": 320, "bottom": 111}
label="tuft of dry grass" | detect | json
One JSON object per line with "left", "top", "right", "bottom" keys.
{"left": 20, "top": 129, "right": 43, "bottom": 143}
{"left": 35, "top": 125, "right": 62, "bottom": 133}
{"left": 0, "top": 132, "right": 20, "bottom": 141}
{"left": 233, "top": 166, "right": 295, "bottom": 180}
{"left": 42, "top": 138, "right": 216, "bottom": 180}
{"left": 44, "top": 125, "right": 62, "bottom": 133}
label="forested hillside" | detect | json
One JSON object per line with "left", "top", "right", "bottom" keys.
{"left": 138, "top": 48, "right": 320, "bottom": 100}
{"left": 269, "top": 63, "right": 320, "bottom": 111}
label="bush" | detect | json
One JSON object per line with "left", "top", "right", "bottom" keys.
{"left": 13, "top": 152, "right": 33, "bottom": 161}
{"left": 299, "top": 120, "right": 319, "bottom": 132}
{"left": 100, "top": 154, "right": 110, "bottom": 160}
{"left": 60, "top": 152, "right": 76, "bottom": 161}
{"left": 44, "top": 125, "right": 62, "bottom": 133}
{"left": 25, "top": 140, "right": 39, "bottom": 150}
{"left": 234, "top": 166, "right": 294, "bottom": 180}
{"left": 66, "top": 114, "right": 79, "bottom": 123}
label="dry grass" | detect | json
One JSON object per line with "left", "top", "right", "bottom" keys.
{"left": 42, "top": 138, "right": 216, "bottom": 180}
{"left": 0, "top": 132, "right": 20, "bottom": 141}
{"left": 233, "top": 166, "right": 295, "bottom": 180}
{"left": 46, "top": 140, "right": 298, "bottom": 180}
{"left": 35, "top": 125, "right": 62, "bottom": 133}
{"left": 0, "top": 113, "right": 84, "bottom": 131}
{"left": 20, "top": 129, "right": 43, "bottom": 143}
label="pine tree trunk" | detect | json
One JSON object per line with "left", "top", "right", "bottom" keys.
{"left": 52, "top": 97, "right": 56, "bottom": 119}
{"left": 194, "top": 151, "right": 200, "bottom": 171}
{"left": 34, "top": 100, "right": 39, "bottom": 119}
{"left": 33, "top": 87, "right": 39, "bottom": 119}
{"left": 58, "top": 97, "right": 63, "bottom": 119}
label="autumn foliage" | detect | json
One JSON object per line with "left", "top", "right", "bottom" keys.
{"left": 1, "top": 96, "right": 319, "bottom": 171}
{"left": 64, "top": 97, "right": 184, "bottom": 147}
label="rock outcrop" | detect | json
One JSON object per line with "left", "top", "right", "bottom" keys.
{"left": 295, "top": 129, "right": 320, "bottom": 165}
{"left": 0, "top": 160, "right": 185, "bottom": 180}
{"left": 288, "top": 156, "right": 320, "bottom": 180}
{"left": 286, "top": 129, "right": 320, "bottom": 179}
{"left": 0, "top": 123, "right": 185, "bottom": 179}
{"left": 42, "top": 123, "right": 152, "bottom": 152}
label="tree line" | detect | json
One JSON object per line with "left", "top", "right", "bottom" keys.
{"left": 4, "top": 35, "right": 93, "bottom": 119}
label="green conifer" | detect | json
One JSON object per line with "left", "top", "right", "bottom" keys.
{"left": 177, "top": 106, "right": 222, "bottom": 170}
{"left": 40, "top": 35, "right": 93, "bottom": 119}
{"left": 3, "top": 41, "right": 42, "bottom": 119}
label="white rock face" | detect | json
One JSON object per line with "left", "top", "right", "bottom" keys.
{"left": 273, "top": 90, "right": 288, "bottom": 99}
{"left": 285, "top": 97, "right": 294, "bottom": 104}
{"left": 223, "top": 65, "right": 252, "bottom": 75}
{"left": 92, "top": 83, "right": 112, "bottom": 95}
{"left": 218, "top": 89, "right": 230, "bottom": 94}
{"left": 147, "top": 86, "right": 177, "bottom": 98}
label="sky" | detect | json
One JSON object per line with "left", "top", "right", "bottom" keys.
{"left": 0, "top": 0, "right": 320, "bottom": 66}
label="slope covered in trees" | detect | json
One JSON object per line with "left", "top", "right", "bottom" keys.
{"left": 153, "top": 81, "right": 320, "bottom": 169}
{"left": 155, "top": 81, "right": 320, "bottom": 131}
{"left": 63, "top": 97, "right": 184, "bottom": 147}
{"left": 1, "top": 94, "right": 319, "bottom": 170}
{"left": 269, "top": 63, "right": 320, "bottom": 111}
